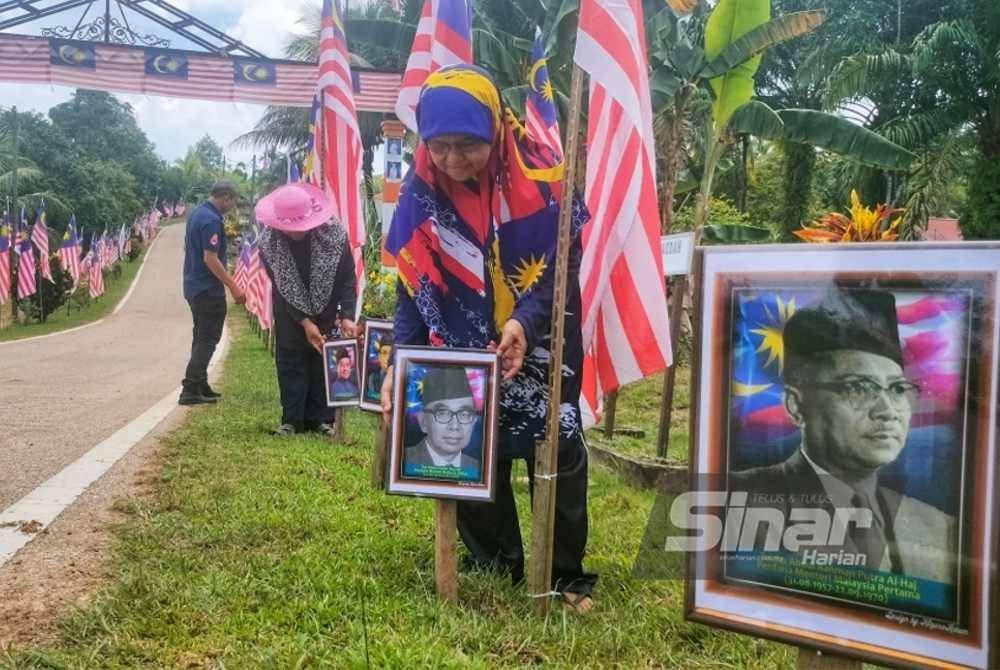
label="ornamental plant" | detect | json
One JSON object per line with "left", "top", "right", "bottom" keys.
{"left": 794, "top": 190, "right": 903, "bottom": 242}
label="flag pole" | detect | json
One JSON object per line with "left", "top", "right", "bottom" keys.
{"left": 11, "top": 109, "right": 20, "bottom": 324}
{"left": 528, "top": 63, "right": 585, "bottom": 615}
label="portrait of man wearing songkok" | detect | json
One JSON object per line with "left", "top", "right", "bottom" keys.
{"left": 730, "top": 288, "right": 957, "bottom": 585}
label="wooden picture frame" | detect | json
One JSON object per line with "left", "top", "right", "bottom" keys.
{"left": 386, "top": 346, "right": 500, "bottom": 502}
{"left": 323, "top": 338, "right": 360, "bottom": 408}
{"left": 683, "top": 242, "right": 1000, "bottom": 669}
{"left": 359, "top": 319, "right": 393, "bottom": 413}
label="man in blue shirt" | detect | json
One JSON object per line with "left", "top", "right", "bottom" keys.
{"left": 180, "top": 181, "right": 245, "bottom": 406}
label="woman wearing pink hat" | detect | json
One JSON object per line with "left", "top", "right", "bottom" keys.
{"left": 256, "top": 182, "right": 357, "bottom": 436}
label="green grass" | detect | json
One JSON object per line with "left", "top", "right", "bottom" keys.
{"left": 585, "top": 365, "right": 693, "bottom": 464}
{"left": 1, "top": 322, "right": 794, "bottom": 669}
{"left": 0, "top": 245, "right": 150, "bottom": 343}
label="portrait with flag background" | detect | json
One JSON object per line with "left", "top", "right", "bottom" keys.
{"left": 686, "top": 244, "right": 1000, "bottom": 669}
{"left": 727, "top": 284, "right": 973, "bottom": 516}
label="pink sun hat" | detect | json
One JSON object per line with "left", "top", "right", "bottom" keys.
{"left": 255, "top": 182, "right": 336, "bottom": 233}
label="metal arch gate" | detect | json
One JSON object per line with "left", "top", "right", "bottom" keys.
{"left": 0, "top": 0, "right": 401, "bottom": 112}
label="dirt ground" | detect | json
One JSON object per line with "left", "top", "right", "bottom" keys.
{"left": 0, "top": 395, "right": 189, "bottom": 651}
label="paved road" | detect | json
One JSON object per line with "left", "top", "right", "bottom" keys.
{"left": 0, "top": 223, "right": 195, "bottom": 511}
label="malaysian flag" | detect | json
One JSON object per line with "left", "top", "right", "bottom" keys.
{"left": 233, "top": 237, "right": 252, "bottom": 291}
{"left": 287, "top": 156, "right": 301, "bottom": 183}
{"left": 0, "top": 34, "right": 400, "bottom": 113}
{"left": 244, "top": 238, "right": 273, "bottom": 330}
{"left": 58, "top": 215, "right": 82, "bottom": 285}
{"left": 394, "top": 0, "right": 473, "bottom": 132}
{"left": 244, "top": 242, "right": 262, "bottom": 316}
{"left": 118, "top": 225, "right": 130, "bottom": 260}
{"left": 103, "top": 231, "right": 115, "bottom": 267}
{"left": 0, "top": 214, "right": 11, "bottom": 305}
{"left": 89, "top": 237, "right": 105, "bottom": 298}
{"left": 525, "top": 27, "right": 563, "bottom": 158}
{"left": 32, "top": 200, "right": 54, "bottom": 283}
{"left": 313, "top": 0, "right": 366, "bottom": 318}
{"left": 575, "top": 0, "right": 671, "bottom": 426}
{"left": 302, "top": 98, "right": 322, "bottom": 185}
{"left": 15, "top": 212, "right": 37, "bottom": 300}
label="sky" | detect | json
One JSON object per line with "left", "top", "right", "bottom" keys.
{"left": 0, "top": 0, "right": 317, "bottom": 167}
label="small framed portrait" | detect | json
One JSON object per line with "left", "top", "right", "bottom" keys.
{"left": 386, "top": 138, "right": 403, "bottom": 158}
{"left": 678, "top": 243, "right": 1000, "bottom": 669}
{"left": 387, "top": 346, "right": 499, "bottom": 502}
{"left": 323, "top": 338, "right": 360, "bottom": 407}
{"left": 359, "top": 319, "right": 394, "bottom": 413}
{"left": 386, "top": 160, "right": 403, "bottom": 182}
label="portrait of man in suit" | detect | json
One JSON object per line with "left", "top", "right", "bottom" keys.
{"left": 729, "top": 288, "right": 957, "bottom": 586}
{"left": 403, "top": 366, "right": 482, "bottom": 483}
{"left": 329, "top": 348, "right": 359, "bottom": 401}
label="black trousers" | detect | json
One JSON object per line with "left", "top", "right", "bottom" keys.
{"left": 275, "top": 326, "right": 334, "bottom": 431}
{"left": 182, "top": 293, "right": 226, "bottom": 392}
{"left": 457, "top": 435, "right": 597, "bottom": 596}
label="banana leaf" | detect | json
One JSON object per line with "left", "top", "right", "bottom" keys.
{"left": 702, "top": 223, "right": 773, "bottom": 243}
{"left": 777, "top": 110, "right": 916, "bottom": 170}
{"left": 728, "top": 100, "right": 785, "bottom": 139}
{"left": 704, "top": 0, "right": 770, "bottom": 131}
{"left": 700, "top": 11, "right": 825, "bottom": 79}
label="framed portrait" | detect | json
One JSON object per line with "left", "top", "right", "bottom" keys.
{"left": 323, "top": 338, "right": 360, "bottom": 408}
{"left": 387, "top": 346, "right": 499, "bottom": 502}
{"left": 682, "top": 243, "right": 1000, "bottom": 669}
{"left": 386, "top": 160, "right": 403, "bottom": 182}
{"left": 386, "top": 138, "right": 403, "bottom": 159}
{"left": 359, "top": 319, "right": 393, "bottom": 413}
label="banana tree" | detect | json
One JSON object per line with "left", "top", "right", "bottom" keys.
{"left": 652, "top": 0, "right": 916, "bottom": 242}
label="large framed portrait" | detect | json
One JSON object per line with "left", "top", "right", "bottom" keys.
{"left": 684, "top": 243, "right": 999, "bottom": 669}
{"left": 359, "top": 319, "right": 393, "bottom": 413}
{"left": 323, "top": 338, "right": 360, "bottom": 407}
{"left": 387, "top": 346, "right": 499, "bottom": 502}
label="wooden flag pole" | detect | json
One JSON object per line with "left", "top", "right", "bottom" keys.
{"left": 371, "top": 420, "right": 389, "bottom": 490}
{"left": 655, "top": 274, "right": 688, "bottom": 458}
{"left": 528, "top": 63, "right": 586, "bottom": 615}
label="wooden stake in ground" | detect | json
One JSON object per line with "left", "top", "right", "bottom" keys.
{"left": 796, "top": 649, "right": 861, "bottom": 670}
{"left": 528, "top": 64, "right": 586, "bottom": 614}
{"left": 603, "top": 391, "right": 618, "bottom": 439}
{"left": 435, "top": 500, "right": 458, "bottom": 603}
{"left": 371, "top": 421, "right": 388, "bottom": 490}
{"left": 655, "top": 275, "right": 688, "bottom": 458}
{"left": 334, "top": 407, "right": 347, "bottom": 442}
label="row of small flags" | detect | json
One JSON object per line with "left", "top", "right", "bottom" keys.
{"left": 0, "top": 205, "right": 165, "bottom": 306}
{"left": 233, "top": 222, "right": 273, "bottom": 331}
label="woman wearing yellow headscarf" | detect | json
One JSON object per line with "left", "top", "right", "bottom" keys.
{"left": 383, "top": 65, "right": 596, "bottom": 611}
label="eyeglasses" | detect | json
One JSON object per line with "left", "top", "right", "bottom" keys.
{"left": 428, "top": 407, "right": 477, "bottom": 425}
{"left": 426, "top": 138, "right": 487, "bottom": 157}
{"left": 810, "top": 379, "right": 920, "bottom": 410}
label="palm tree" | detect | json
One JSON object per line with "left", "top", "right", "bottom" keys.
{"left": 819, "top": 0, "right": 1000, "bottom": 238}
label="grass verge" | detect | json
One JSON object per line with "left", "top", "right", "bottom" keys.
{"left": 585, "top": 365, "right": 692, "bottom": 463}
{"left": 0, "top": 244, "right": 151, "bottom": 343}
{"left": 2, "top": 320, "right": 792, "bottom": 668}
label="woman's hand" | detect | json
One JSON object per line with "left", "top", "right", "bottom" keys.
{"left": 494, "top": 319, "right": 527, "bottom": 381}
{"left": 339, "top": 318, "right": 358, "bottom": 338}
{"left": 301, "top": 318, "right": 325, "bottom": 354}
{"left": 380, "top": 366, "right": 394, "bottom": 425}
